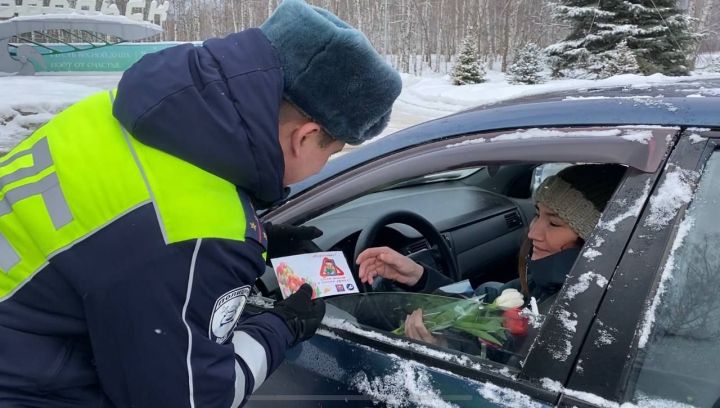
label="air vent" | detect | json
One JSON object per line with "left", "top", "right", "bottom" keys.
{"left": 504, "top": 211, "right": 523, "bottom": 229}
{"left": 407, "top": 239, "right": 430, "bottom": 253}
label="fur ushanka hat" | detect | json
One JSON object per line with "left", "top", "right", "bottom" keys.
{"left": 260, "top": 0, "right": 402, "bottom": 145}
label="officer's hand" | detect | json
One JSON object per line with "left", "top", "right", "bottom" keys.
{"left": 264, "top": 222, "right": 323, "bottom": 259}
{"left": 268, "top": 284, "right": 326, "bottom": 346}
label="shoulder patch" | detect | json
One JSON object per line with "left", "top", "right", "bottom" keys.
{"left": 209, "top": 285, "right": 251, "bottom": 344}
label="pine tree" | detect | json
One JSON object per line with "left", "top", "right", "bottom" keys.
{"left": 592, "top": 39, "right": 641, "bottom": 78}
{"left": 507, "top": 43, "right": 546, "bottom": 84}
{"left": 546, "top": 0, "right": 700, "bottom": 77}
{"left": 707, "top": 56, "right": 720, "bottom": 73}
{"left": 451, "top": 33, "right": 485, "bottom": 85}
{"left": 623, "top": 0, "right": 699, "bottom": 75}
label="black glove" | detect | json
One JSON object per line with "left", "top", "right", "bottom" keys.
{"left": 268, "top": 284, "right": 326, "bottom": 346}
{"left": 264, "top": 222, "right": 323, "bottom": 259}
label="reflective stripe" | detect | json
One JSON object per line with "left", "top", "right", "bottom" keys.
{"left": 182, "top": 239, "right": 202, "bottom": 408}
{"left": 41, "top": 174, "right": 73, "bottom": 229}
{"left": 109, "top": 90, "right": 169, "bottom": 244}
{"left": 0, "top": 233, "right": 19, "bottom": 272}
{"left": 0, "top": 138, "right": 52, "bottom": 187}
{"left": 0, "top": 137, "right": 71, "bottom": 273}
{"left": 0, "top": 172, "right": 72, "bottom": 229}
{"left": 231, "top": 359, "right": 247, "bottom": 408}
{"left": 232, "top": 331, "right": 268, "bottom": 392}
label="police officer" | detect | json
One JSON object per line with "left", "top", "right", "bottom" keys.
{"left": 0, "top": 0, "right": 401, "bottom": 406}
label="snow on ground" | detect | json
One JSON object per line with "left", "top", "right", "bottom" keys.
{"left": 377, "top": 69, "right": 720, "bottom": 138}
{"left": 0, "top": 74, "right": 121, "bottom": 151}
{"left": 1, "top": 69, "right": 720, "bottom": 152}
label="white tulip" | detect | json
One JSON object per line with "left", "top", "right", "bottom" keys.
{"left": 495, "top": 288, "right": 525, "bottom": 310}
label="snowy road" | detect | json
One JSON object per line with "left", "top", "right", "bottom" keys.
{"left": 0, "top": 73, "right": 447, "bottom": 152}
{"left": 2, "top": 70, "right": 720, "bottom": 153}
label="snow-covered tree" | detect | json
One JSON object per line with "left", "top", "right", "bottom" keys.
{"left": 546, "top": 0, "right": 700, "bottom": 77}
{"left": 707, "top": 56, "right": 720, "bottom": 72}
{"left": 625, "top": 0, "right": 700, "bottom": 75}
{"left": 591, "top": 39, "right": 641, "bottom": 78}
{"left": 545, "top": 1, "right": 614, "bottom": 77}
{"left": 507, "top": 43, "right": 546, "bottom": 84}
{"left": 451, "top": 32, "right": 485, "bottom": 85}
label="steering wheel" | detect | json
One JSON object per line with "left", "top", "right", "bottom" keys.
{"left": 353, "top": 210, "right": 458, "bottom": 292}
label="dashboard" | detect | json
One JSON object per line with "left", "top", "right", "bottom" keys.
{"left": 305, "top": 181, "right": 528, "bottom": 285}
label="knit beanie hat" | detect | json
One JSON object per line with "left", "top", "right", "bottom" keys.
{"left": 534, "top": 164, "right": 625, "bottom": 240}
{"left": 260, "top": 0, "right": 402, "bottom": 145}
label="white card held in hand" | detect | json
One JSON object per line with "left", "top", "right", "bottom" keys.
{"left": 270, "top": 251, "right": 360, "bottom": 299}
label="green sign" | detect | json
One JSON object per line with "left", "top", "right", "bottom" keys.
{"left": 34, "top": 42, "right": 177, "bottom": 72}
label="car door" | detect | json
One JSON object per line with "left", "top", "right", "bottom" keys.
{"left": 562, "top": 129, "right": 720, "bottom": 407}
{"left": 248, "top": 126, "right": 680, "bottom": 408}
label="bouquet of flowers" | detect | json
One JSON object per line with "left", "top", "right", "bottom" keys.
{"left": 393, "top": 288, "right": 528, "bottom": 347}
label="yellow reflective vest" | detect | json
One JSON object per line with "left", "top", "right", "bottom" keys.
{"left": 0, "top": 90, "right": 262, "bottom": 300}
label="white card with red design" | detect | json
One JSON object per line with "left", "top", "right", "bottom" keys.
{"left": 270, "top": 251, "right": 359, "bottom": 299}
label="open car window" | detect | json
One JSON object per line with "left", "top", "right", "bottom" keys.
{"left": 308, "top": 160, "right": 633, "bottom": 373}
{"left": 259, "top": 126, "right": 681, "bottom": 402}
{"left": 326, "top": 291, "right": 529, "bottom": 365}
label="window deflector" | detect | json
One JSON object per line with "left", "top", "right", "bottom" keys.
{"left": 269, "top": 127, "right": 676, "bottom": 226}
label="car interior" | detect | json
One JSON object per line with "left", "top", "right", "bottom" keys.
{"left": 258, "top": 163, "right": 573, "bottom": 295}
{"left": 248, "top": 126, "right": 719, "bottom": 405}
{"left": 253, "top": 161, "right": 625, "bottom": 366}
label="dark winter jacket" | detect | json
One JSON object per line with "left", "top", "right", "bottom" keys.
{"left": 402, "top": 247, "right": 581, "bottom": 309}
{"left": 480, "top": 247, "right": 581, "bottom": 307}
{"left": 391, "top": 247, "right": 581, "bottom": 363}
{"left": 0, "top": 29, "right": 292, "bottom": 408}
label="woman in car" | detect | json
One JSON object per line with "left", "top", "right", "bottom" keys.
{"left": 356, "top": 164, "right": 625, "bottom": 347}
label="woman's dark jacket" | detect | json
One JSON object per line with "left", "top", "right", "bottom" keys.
{"left": 405, "top": 247, "right": 581, "bottom": 307}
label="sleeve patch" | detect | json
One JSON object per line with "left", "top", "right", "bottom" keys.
{"left": 209, "top": 285, "right": 251, "bottom": 344}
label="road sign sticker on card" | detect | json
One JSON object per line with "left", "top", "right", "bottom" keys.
{"left": 270, "top": 251, "right": 359, "bottom": 299}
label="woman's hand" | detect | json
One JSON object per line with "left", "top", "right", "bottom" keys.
{"left": 356, "top": 246, "right": 424, "bottom": 286}
{"left": 404, "top": 309, "right": 447, "bottom": 347}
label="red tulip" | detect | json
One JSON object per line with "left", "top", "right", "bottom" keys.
{"left": 503, "top": 308, "right": 528, "bottom": 336}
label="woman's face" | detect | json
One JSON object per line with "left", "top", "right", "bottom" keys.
{"left": 527, "top": 202, "right": 580, "bottom": 260}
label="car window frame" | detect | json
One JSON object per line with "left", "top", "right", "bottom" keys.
{"left": 520, "top": 164, "right": 666, "bottom": 381}
{"left": 260, "top": 125, "right": 681, "bottom": 404}
{"left": 312, "top": 159, "right": 663, "bottom": 402}
{"left": 563, "top": 130, "right": 718, "bottom": 404}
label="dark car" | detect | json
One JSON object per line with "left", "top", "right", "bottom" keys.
{"left": 247, "top": 80, "right": 720, "bottom": 408}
